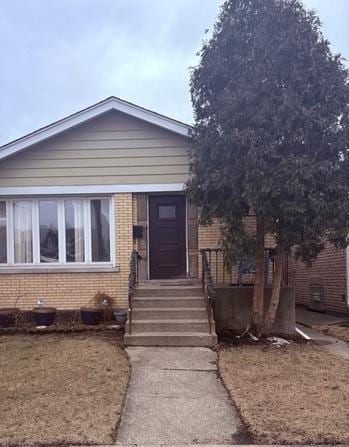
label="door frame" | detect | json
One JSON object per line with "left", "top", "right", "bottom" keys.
{"left": 147, "top": 193, "right": 188, "bottom": 279}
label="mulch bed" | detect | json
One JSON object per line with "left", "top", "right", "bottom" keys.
{"left": 218, "top": 328, "right": 306, "bottom": 346}
{"left": 0, "top": 309, "right": 125, "bottom": 336}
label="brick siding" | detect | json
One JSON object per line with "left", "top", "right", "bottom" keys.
{"left": 288, "top": 243, "right": 349, "bottom": 315}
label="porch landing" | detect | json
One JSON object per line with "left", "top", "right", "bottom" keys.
{"left": 125, "top": 280, "right": 217, "bottom": 347}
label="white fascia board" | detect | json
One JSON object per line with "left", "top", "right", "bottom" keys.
{"left": 0, "top": 183, "right": 186, "bottom": 197}
{"left": 110, "top": 98, "right": 189, "bottom": 136}
{"left": 0, "top": 97, "right": 190, "bottom": 161}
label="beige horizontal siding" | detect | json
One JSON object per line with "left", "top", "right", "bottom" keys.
{"left": 0, "top": 174, "right": 189, "bottom": 187}
{"left": 0, "top": 165, "right": 189, "bottom": 178}
{"left": 0, "top": 155, "right": 188, "bottom": 169}
{"left": 0, "top": 110, "right": 191, "bottom": 188}
{"left": 14, "top": 147, "right": 190, "bottom": 160}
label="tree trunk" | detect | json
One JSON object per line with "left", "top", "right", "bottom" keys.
{"left": 251, "top": 216, "right": 265, "bottom": 337}
{"left": 263, "top": 245, "right": 284, "bottom": 334}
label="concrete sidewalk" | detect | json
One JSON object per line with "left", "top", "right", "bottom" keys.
{"left": 295, "top": 306, "right": 349, "bottom": 361}
{"left": 116, "top": 347, "right": 248, "bottom": 445}
{"left": 296, "top": 306, "right": 349, "bottom": 327}
{"left": 297, "top": 323, "right": 349, "bottom": 361}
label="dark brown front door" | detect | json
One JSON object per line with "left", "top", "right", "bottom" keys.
{"left": 149, "top": 195, "right": 186, "bottom": 279}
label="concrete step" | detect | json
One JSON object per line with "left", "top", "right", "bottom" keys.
{"left": 132, "top": 307, "right": 208, "bottom": 320}
{"left": 139, "top": 279, "right": 201, "bottom": 287}
{"left": 134, "top": 296, "right": 206, "bottom": 308}
{"left": 127, "top": 319, "right": 212, "bottom": 333}
{"left": 124, "top": 332, "right": 218, "bottom": 347}
{"left": 135, "top": 287, "right": 203, "bottom": 297}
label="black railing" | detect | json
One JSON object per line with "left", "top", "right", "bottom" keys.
{"left": 201, "top": 250, "right": 215, "bottom": 334}
{"left": 200, "top": 248, "right": 289, "bottom": 287}
{"left": 128, "top": 250, "right": 141, "bottom": 335}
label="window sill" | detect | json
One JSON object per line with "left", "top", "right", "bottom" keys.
{"left": 0, "top": 265, "right": 120, "bottom": 274}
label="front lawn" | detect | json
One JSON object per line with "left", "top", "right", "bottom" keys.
{"left": 219, "top": 343, "right": 349, "bottom": 445}
{"left": 0, "top": 333, "right": 130, "bottom": 446}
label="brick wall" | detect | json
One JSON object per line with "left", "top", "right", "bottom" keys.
{"left": 0, "top": 193, "right": 133, "bottom": 310}
{"left": 198, "top": 216, "right": 275, "bottom": 249}
{"left": 288, "top": 243, "right": 348, "bottom": 315}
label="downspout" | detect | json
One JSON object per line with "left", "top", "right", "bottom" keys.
{"left": 346, "top": 245, "right": 349, "bottom": 307}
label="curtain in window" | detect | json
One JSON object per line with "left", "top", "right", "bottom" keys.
{"left": 13, "top": 201, "right": 33, "bottom": 263}
{"left": 39, "top": 200, "right": 59, "bottom": 263}
{"left": 91, "top": 199, "right": 110, "bottom": 262}
{"left": 65, "top": 200, "right": 84, "bottom": 262}
{"left": 0, "top": 202, "right": 7, "bottom": 263}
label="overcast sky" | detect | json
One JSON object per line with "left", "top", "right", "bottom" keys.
{"left": 0, "top": 0, "right": 348, "bottom": 146}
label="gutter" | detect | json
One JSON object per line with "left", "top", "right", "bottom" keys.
{"left": 295, "top": 326, "right": 311, "bottom": 340}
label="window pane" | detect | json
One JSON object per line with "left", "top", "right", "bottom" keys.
{"left": 39, "top": 200, "right": 58, "bottom": 263}
{"left": 65, "top": 200, "right": 85, "bottom": 262}
{"left": 91, "top": 199, "right": 110, "bottom": 262}
{"left": 0, "top": 202, "right": 7, "bottom": 263}
{"left": 158, "top": 205, "right": 176, "bottom": 219}
{"left": 13, "top": 201, "right": 33, "bottom": 263}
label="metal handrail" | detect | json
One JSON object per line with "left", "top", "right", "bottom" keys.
{"left": 128, "top": 250, "right": 141, "bottom": 335}
{"left": 199, "top": 247, "right": 289, "bottom": 287}
{"left": 200, "top": 250, "right": 216, "bottom": 335}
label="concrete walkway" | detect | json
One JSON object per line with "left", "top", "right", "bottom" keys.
{"left": 296, "top": 306, "right": 349, "bottom": 327}
{"left": 296, "top": 306, "right": 349, "bottom": 361}
{"left": 297, "top": 323, "right": 349, "bottom": 361}
{"left": 116, "top": 347, "right": 248, "bottom": 445}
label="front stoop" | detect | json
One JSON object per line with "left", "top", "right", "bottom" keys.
{"left": 124, "top": 280, "right": 217, "bottom": 347}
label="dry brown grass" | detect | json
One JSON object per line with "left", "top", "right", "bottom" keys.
{"left": 219, "top": 343, "right": 349, "bottom": 445}
{"left": 0, "top": 333, "right": 130, "bottom": 446}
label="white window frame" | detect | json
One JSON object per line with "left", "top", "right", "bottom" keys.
{"left": 0, "top": 196, "right": 115, "bottom": 269}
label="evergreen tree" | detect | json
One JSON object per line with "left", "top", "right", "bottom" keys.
{"left": 187, "top": 0, "right": 349, "bottom": 335}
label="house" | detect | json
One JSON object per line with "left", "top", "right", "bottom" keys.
{"left": 289, "top": 242, "right": 349, "bottom": 316}
{"left": 0, "top": 96, "right": 295, "bottom": 343}
{"left": 0, "top": 97, "right": 219, "bottom": 344}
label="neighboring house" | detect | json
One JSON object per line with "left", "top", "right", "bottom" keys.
{"left": 289, "top": 242, "right": 349, "bottom": 315}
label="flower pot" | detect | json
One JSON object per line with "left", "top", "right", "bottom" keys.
{"left": 113, "top": 309, "right": 128, "bottom": 325}
{"left": 81, "top": 307, "right": 103, "bottom": 325}
{"left": 0, "top": 308, "right": 17, "bottom": 328}
{"left": 32, "top": 307, "right": 56, "bottom": 327}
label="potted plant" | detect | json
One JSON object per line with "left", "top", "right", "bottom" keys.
{"left": 93, "top": 291, "right": 128, "bottom": 325}
{"left": 32, "top": 298, "right": 57, "bottom": 327}
{"left": 114, "top": 308, "right": 128, "bottom": 325}
{"left": 80, "top": 291, "right": 112, "bottom": 325}
{"left": 0, "top": 308, "right": 18, "bottom": 328}
{"left": 80, "top": 307, "right": 103, "bottom": 325}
